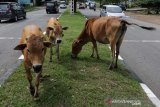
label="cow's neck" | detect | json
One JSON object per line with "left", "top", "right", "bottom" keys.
{"left": 77, "top": 29, "right": 90, "bottom": 46}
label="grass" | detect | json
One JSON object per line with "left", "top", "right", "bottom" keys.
{"left": 0, "top": 10, "right": 154, "bottom": 107}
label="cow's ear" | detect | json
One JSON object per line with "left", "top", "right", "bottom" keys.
{"left": 62, "top": 27, "right": 68, "bottom": 30}
{"left": 43, "top": 41, "right": 52, "bottom": 48}
{"left": 56, "top": 18, "right": 59, "bottom": 20}
{"left": 14, "top": 44, "right": 26, "bottom": 50}
{"left": 26, "top": 35, "right": 30, "bottom": 41}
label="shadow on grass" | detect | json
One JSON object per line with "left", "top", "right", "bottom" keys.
{"left": 36, "top": 78, "right": 71, "bottom": 107}
{"left": 59, "top": 52, "right": 134, "bottom": 81}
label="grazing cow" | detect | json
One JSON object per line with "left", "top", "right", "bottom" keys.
{"left": 71, "top": 17, "right": 155, "bottom": 70}
{"left": 44, "top": 17, "right": 68, "bottom": 62}
{"left": 14, "top": 25, "right": 52, "bottom": 99}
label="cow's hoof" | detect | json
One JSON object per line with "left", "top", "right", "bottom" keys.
{"left": 97, "top": 56, "right": 100, "bottom": 60}
{"left": 40, "top": 74, "right": 50, "bottom": 81}
{"left": 43, "top": 74, "right": 50, "bottom": 78}
{"left": 109, "top": 65, "right": 113, "bottom": 70}
{"left": 33, "top": 97, "right": 40, "bottom": 101}
{"left": 34, "top": 93, "right": 39, "bottom": 98}
{"left": 57, "top": 60, "right": 61, "bottom": 64}
{"left": 30, "top": 87, "right": 35, "bottom": 96}
{"left": 114, "top": 65, "right": 118, "bottom": 69}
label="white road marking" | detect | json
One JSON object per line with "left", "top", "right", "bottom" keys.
{"left": 18, "top": 55, "right": 24, "bottom": 60}
{"left": 0, "top": 37, "right": 20, "bottom": 40}
{"left": 140, "top": 83, "right": 160, "bottom": 107}
{"left": 108, "top": 46, "right": 123, "bottom": 60}
{"left": 124, "top": 40, "right": 160, "bottom": 43}
{"left": 118, "top": 56, "right": 123, "bottom": 60}
{"left": 57, "top": 12, "right": 63, "bottom": 19}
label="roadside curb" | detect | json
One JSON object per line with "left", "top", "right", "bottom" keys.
{"left": 0, "top": 60, "right": 22, "bottom": 85}
{"left": 83, "top": 15, "right": 160, "bottom": 107}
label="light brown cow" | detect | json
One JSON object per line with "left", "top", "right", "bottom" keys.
{"left": 14, "top": 25, "right": 52, "bottom": 99}
{"left": 44, "top": 17, "right": 68, "bottom": 62}
{"left": 71, "top": 17, "right": 155, "bottom": 70}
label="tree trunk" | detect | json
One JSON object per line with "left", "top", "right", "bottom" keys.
{"left": 33, "top": 0, "right": 37, "bottom": 6}
{"left": 74, "top": 0, "right": 77, "bottom": 13}
{"left": 100, "top": 0, "right": 101, "bottom": 7}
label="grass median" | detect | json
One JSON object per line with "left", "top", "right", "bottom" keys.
{"left": 0, "top": 10, "right": 154, "bottom": 107}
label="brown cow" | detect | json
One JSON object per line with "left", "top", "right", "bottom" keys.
{"left": 71, "top": 17, "right": 155, "bottom": 70}
{"left": 14, "top": 25, "right": 52, "bottom": 99}
{"left": 44, "top": 17, "right": 68, "bottom": 62}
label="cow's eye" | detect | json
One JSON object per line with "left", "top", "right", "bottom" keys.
{"left": 27, "top": 49, "right": 30, "bottom": 53}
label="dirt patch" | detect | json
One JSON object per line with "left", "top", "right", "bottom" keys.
{"left": 125, "top": 11, "right": 160, "bottom": 25}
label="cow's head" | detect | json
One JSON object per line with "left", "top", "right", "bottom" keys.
{"left": 71, "top": 39, "right": 83, "bottom": 58}
{"left": 46, "top": 26, "right": 68, "bottom": 44}
{"left": 14, "top": 35, "right": 52, "bottom": 73}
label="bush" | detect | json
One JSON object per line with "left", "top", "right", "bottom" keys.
{"left": 136, "top": 0, "right": 160, "bottom": 14}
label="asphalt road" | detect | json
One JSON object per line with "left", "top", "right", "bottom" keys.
{"left": 79, "top": 8, "right": 160, "bottom": 99}
{"left": 0, "top": 8, "right": 65, "bottom": 84}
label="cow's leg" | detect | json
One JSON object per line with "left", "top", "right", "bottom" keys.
{"left": 114, "top": 33, "right": 125, "bottom": 68}
{"left": 90, "top": 46, "right": 95, "bottom": 58}
{"left": 34, "top": 72, "right": 41, "bottom": 99}
{"left": 25, "top": 67, "right": 34, "bottom": 96}
{"left": 115, "top": 44, "right": 120, "bottom": 69}
{"left": 109, "top": 42, "right": 116, "bottom": 70}
{"left": 91, "top": 40, "right": 100, "bottom": 59}
{"left": 115, "top": 40, "right": 122, "bottom": 68}
{"left": 56, "top": 44, "right": 59, "bottom": 63}
{"left": 50, "top": 47, "right": 53, "bottom": 62}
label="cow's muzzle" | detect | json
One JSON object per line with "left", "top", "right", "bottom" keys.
{"left": 33, "top": 64, "right": 42, "bottom": 73}
{"left": 57, "top": 40, "right": 61, "bottom": 44}
{"left": 56, "top": 38, "right": 62, "bottom": 44}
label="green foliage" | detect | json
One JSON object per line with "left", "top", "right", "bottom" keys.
{"left": 136, "top": 0, "right": 160, "bottom": 14}
{"left": 100, "top": 0, "right": 127, "bottom": 4}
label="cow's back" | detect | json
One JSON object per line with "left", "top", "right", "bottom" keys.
{"left": 91, "top": 17, "right": 121, "bottom": 44}
{"left": 20, "top": 25, "right": 43, "bottom": 44}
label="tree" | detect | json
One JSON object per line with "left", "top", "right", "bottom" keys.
{"left": 100, "top": 0, "right": 124, "bottom": 5}
{"left": 33, "top": 0, "right": 37, "bottom": 6}
{"left": 74, "top": 0, "right": 77, "bottom": 13}
{"left": 136, "top": 0, "right": 160, "bottom": 14}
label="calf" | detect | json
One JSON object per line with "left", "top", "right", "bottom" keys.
{"left": 14, "top": 25, "right": 51, "bottom": 99}
{"left": 71, "top": 17, "right": 155, "bottom": 70}
{"left": 44, "top": 17, "right": 68, "bottom": 62}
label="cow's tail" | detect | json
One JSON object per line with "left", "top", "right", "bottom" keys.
{"left": 121, "top": 20, "right": 156, "bottom": 30}
{"left": 120, "top": 21, "right": 127, "bottom": 37}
